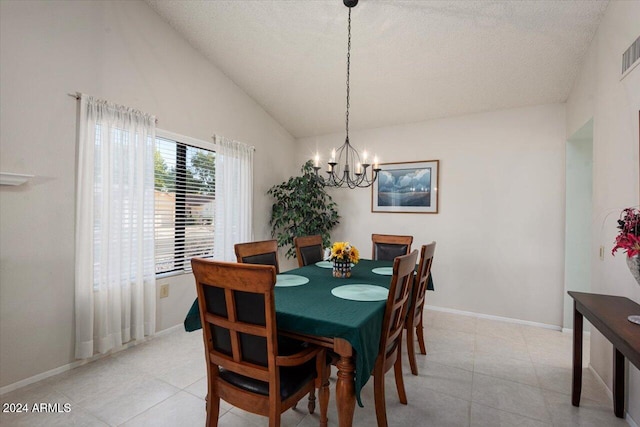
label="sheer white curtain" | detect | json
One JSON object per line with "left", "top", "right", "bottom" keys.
{"left": 75, "top": 94, "right": 156, "bottom": 359}
{"left": 213, "top": 135, "right": 254, "bottom": 261}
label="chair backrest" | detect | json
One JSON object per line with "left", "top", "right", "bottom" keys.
{"left": 408, "top": 242, "right": 436, "bottom": 325}
{"left": 234, "top": 239, "right": 280, "bottom": 274}
{"left": 294, "top": 235, "right": 324, "bottom": 267}
{"left": 191, "top": 258, "right": 278, "bottom": 384}
{"left": 371, "top": 234, "right": 413, "bottom": 261}
{"left": 379, "top": 250, "right": 419, "bottom": 363}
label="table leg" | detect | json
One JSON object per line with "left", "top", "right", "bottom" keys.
{"left": 334, "top": 338, "right": 355, "bottom": 427}
{"left": 572, "top": 302, "right": 583, "bottom": 407}
{"left": 613, "top": 348, "right": 625, "bottom": 418}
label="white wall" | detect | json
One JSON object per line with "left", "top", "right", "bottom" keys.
{"left": 0, "top": 0, "right": 294, "bottom": 388}
{"left": 297, "top": 104, "right": 567, "bottom": 326}
{"left": 565, "top": 0, "right": 640, "bottom": 422}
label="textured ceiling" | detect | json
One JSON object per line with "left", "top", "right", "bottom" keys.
{"left": 145, "top": 0, "right": 609, "bottom": 138}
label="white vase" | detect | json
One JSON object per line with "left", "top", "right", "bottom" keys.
{"left": 625, "top": 255, "right": 640, "bottom": 325}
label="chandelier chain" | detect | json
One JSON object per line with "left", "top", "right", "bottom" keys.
{"left": 312, "top": 0, "right": 380, "bottom": 189}
{"left": 345, "top": 8, "right": 351, "bottom": 140}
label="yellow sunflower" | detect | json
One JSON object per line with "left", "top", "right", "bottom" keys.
{"left": 331, "top": 241, "right": 347, "bottom": 260}
{"left": 348, "top": 246, "right": 360, "bottom": 264}
{"left": 330, "top": 241, "right": 359, "bottom": 263}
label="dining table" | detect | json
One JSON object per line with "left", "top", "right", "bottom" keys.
{"left": 184, "top": 258, "right": 434, "bottom": 427}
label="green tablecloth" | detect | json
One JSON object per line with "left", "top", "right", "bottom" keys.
{"left": 184, "top": 259, "right": 434, "bottom": 406}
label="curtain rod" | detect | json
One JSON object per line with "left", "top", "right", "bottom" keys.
{"left": 67, "top": 93, "right": 158, "bottom": 124}
{"left": 213, "top": 134, "right": 256, "bottom": 152}
{"left": 68, "top": 94, "right": 256, "bottom": 151}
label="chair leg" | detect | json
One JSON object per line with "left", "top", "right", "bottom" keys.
{"left": 268, "top": 407, "right": 281, "bottom": 427}
{"left": 374, "top": 368, "right": 388, "bottom": 427}
{"left": 307, "top": 388, "right": 316, "bottom": 414}
{"left": 314, "top": 353, "right": 330, "bottom": 427}
{"left": 394, "top": 352, "right": 408, "bottom": 405}
{"left": 319, "top": 370, "right": 330, "bottom": 427}
{"left": 205, "top": 394, "right": 220, "bottom": 427}
{"left": 416, "top": 317, "right": 427, "bottom": 355}
{"left": 406, "top": 326, "right": 419, "bottom": 376}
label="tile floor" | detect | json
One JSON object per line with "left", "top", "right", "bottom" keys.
{"left": 0, "top": 310, "right": 630, "bottom": 427}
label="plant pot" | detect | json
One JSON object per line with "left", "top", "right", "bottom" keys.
{"left": 625, "top": 255, "right": 640, "bottom": 325}
{"left": 333, "top": 260, "right": 352, "bottom": 278}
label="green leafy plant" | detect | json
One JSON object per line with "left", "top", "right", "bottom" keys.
{"left": 268, "top": 161, "right": 340, "bottom": 259}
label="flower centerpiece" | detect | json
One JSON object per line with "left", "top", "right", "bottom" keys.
{"left": 611, "top": 207, "right": 640, "bottom": 325}
{"left": 612, "top": 207, "right": 640, "bottom": 259}
{"left": 330, "top": 241, "right": 360, "bottom": 278}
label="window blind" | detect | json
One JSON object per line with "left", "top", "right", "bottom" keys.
{"left": 154, "top": 136, "right": 215, "bottom": 274}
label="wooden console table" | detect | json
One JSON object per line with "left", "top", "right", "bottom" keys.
{"left": 568, "top": 291, "right": 640, "bottom": 418}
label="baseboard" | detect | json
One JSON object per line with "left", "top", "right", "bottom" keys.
{"left": 425, "top": 304, "right": 562, "bottom": 331}
{"left": 0, "top": 358, "right": 94, "bottom": 396}
{"left": 561, "top": 327, "right": 591, "bottom": 337}
{"left": 588, "top": 364, "right": 614, "bottom": 402}
{"left": 0, "top": 324, "right": 183, "bottom": 396}
{"left": 587, "top": 365, "right": 640, "bottom": 427}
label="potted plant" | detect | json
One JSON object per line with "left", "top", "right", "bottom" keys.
{"left": 268, "top": 161, "right": 340, "bottom": 259}
{"left": 611, "top": 207, "right": 640, "bottom": 324}
{"left": 329, "top": 241, "right": 360, "bottom": 278}
{"left": 612, "top": 207, "right": 640, "bottom": 261}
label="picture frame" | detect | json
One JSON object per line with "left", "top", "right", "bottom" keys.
{"left": 372, "top": 160, "right": 439, "bottom": 214}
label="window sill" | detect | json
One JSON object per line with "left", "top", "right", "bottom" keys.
{"left": 156, "top": 270, "right": 192, "bottom": 280}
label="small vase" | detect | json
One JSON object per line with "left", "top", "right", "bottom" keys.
{"left": 625, "top": 255, "right": 640, "bottom": 325}
{"left": 333, "top": 260, "right": 352, "bottom": 278}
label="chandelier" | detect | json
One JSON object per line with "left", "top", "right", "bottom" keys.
{"left": 313, "top": 0, "right": 380, "bottom": 189}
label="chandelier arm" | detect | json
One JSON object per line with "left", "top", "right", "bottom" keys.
{"left": 357, "top": 169, "right": 379, "bottom": 188}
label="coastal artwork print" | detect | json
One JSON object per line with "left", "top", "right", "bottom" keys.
{"left": 372, "top": 160, "right": 439, "bottom": 213}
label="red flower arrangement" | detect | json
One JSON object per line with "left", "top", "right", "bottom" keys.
{"left": 612, "top": 207, "right": 640, "bottom": 258}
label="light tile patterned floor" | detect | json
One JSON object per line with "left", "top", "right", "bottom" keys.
{"left": 0, "top": 310, "right": 630, "bottom": 426}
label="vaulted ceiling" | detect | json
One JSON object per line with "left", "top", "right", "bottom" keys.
{"left": 146, "top": 0, "right": 609, "bottom": 138}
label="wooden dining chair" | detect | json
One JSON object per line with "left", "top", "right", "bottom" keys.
{"left": 191, "top": 258, "right": 329, "bottom": 427}
{"left": 294, "top": 235, "right": 324, "bottom": 267}
{"left": 234, "top": 239, "right": 280, "bottom": 274}
{"left": 405, "top": 242, "right": 436, "bottom": 375}
{"left": 373, "top": 250, "right": 419, "bottom": 427}
{"left": 371, "top": 234, "right": 413, "bottom": 261}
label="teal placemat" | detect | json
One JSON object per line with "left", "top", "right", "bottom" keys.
{"left": 331, "top": 284, "right": 389, "bottom": 301}
{"left": 275, "top": 274, "right": 309, "bottom": 287}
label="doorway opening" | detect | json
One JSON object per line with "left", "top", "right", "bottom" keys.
{"left": 563, "top": 119, "right": 593, "bottom": 330}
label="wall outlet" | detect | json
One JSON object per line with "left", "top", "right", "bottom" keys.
{"left": 599, "top": 246, "right": 604, "bottom": 261}
{"left": 159, "top": 284, "right": 169, "bottom": 298}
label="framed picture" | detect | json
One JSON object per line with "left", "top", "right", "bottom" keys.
{"left": 372, "top": 160, "right": 439, "bottom": 214}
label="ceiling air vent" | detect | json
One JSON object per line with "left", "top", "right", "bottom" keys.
{"left": 621, "top": 35, "right": 640, "bottom": 78}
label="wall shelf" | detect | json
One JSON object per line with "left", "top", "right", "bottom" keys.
{"left": 0, "top": 172, "right": 34, "bottom": 186}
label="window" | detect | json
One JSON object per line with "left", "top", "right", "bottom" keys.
{"left": 154, "top": 132, "right": 216, "bottom": 274}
